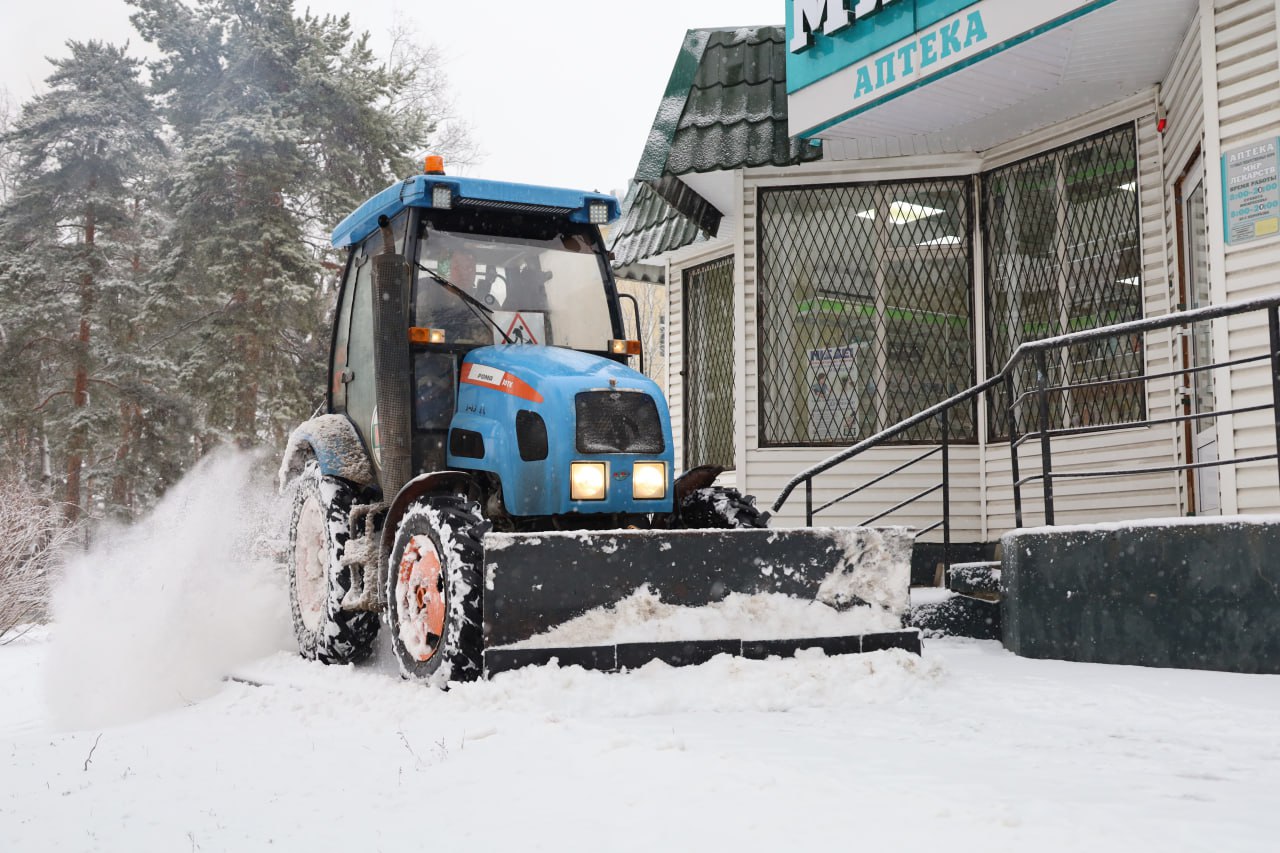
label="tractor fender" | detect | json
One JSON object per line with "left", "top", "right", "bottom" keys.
{"left": 380, "top": 471, "right": 484, "bottom": 558}
{"left": 278, "top": 414, "right": 376, "bottom": 491}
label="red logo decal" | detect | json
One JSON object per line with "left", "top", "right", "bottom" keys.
{"left": 461, "top": 363, "right": 544, "bottom": 403}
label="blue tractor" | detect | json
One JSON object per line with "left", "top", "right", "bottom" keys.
{"left": 280, "top": 160, "right": 914, "bottom": 683}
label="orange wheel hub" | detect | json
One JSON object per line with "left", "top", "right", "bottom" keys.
{"left": 396, "top": 534, "right": 446, "bottom": 661}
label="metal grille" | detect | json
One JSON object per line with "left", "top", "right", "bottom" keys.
{"left": 757, "top": 179, "right": 976, "bottom": 445}
{"left": 456, "top": 198, "right": 573, "bottom": 217}
{"left": 684, "top": 256, "right": 736, "bottom": 468}
{"left": 575, "top": 391, "right": 665, "bottom": 454}
{"left": 984, "top": 125, "right": 1145, "bottom": 438}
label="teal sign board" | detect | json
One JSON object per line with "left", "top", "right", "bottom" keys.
{"left": 1222, "top": 139, "right": 1280, "bottom": 246}
{"left": 786, "top": 0, "right": 982, "bottom": 94}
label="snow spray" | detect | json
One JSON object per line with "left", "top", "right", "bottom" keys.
{"left": 45, "top": 449, "right": 294, "bottom": 729}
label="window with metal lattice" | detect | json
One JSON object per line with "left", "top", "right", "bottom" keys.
{"left": 983, "top": 124, "right": 1145, "bottom": 440}
{"left": 684, "top": 256, "right": 736, "bottom": 468}
{"left": 758, "top": 178, "right": 976, "bottom": 446}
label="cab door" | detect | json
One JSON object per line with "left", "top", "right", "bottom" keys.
{"left": 342, "top": 213, "right": 409, "bottom": 469}
{"left": 329, "top": 254, "right": 357, "bottom": 413}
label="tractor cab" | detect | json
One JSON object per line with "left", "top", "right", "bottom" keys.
{"left": 326, "top": 164, "right": 633, "bottom": 482}
{"left": 408, "top": 207, "right": 625, "bottom": 471}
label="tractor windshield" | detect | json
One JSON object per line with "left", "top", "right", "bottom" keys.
{"left": 412, "top": 217, "right": 615, "bottom": 351}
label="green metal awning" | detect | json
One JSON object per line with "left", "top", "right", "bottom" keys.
{"left": 609, "top": 25, "right": 823, "bottom": 282}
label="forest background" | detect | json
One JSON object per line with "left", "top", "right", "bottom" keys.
{"left": 0, "top": 0, "right": 478, "bottom": 523}
{"left": 0, "top": 0, "right": 486, "bottom": 632}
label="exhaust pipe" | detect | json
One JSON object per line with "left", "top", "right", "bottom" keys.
{"left": 370, "top": 215, "right": 414, "bottom": 500}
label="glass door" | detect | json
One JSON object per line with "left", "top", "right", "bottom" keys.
{"left": 1179, "top": 159, "right": 1219, "bottom": 513}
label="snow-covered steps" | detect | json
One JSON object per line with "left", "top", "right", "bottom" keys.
{"left": 946, "top": 561, "right": 1001, "bottom": 600}
{"left": 907, "top": 596, "right": 1000, "bottom": 641}
{"left": 905, "top": 560, "right": 1004, "bottom": 641}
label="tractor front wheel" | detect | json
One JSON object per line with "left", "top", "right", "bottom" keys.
{"left": 386, "top": 496, "right": 486, "bottom": 684}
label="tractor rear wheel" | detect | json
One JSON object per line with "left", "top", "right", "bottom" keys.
{"left": 288, "top": 462, "right": 379, "bottom": 664}
{"left": 386, "top": 496, "right": 486, "bottom": 684}
{"left": 677, "top": 486, "right": 771, "bottom": 530}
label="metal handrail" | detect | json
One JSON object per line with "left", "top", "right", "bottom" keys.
{"left": 773, "top": 295, "right": 1280, "bottom": 555}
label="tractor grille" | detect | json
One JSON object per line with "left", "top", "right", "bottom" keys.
{"left": 575, "top": 391, "right": 665, "bottom": 454}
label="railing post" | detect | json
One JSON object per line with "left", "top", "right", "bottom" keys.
{"left": 805, "top": 478, "right": 814, "bottom": 527}
{"left": 1035, "top": 349, "right": 1056, "bottom": 526}
{"left": 1269, "top": 306, "right": 1280, "bottom": 494}
{"left": 1006, "top": 373, "right": 1024, "bottom": 528}
{"left": 940, "top": 409, "right": 951, "bottom": 572}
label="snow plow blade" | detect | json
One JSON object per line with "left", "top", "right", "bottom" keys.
{"left": 480, "top": 527, "right": 918, "bottom": 677}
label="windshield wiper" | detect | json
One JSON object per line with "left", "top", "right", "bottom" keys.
{"left": 414, "top": 261, "right": 513, "bottom": 344}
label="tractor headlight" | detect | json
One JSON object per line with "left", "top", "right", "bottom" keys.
{"left": 587, "top": 201, "right": 610, "bottom": 225}
{"left": 632, "top": 462, "right": 666, "bottom": 500}
{"left": 431, "top": 185, "right": 453, "bottom": 209}
{"left": 570, "top": 462, "right": 607, "bottom": 501}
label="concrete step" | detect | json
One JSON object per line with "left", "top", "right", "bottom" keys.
{"left": 908, "top": 595, "right": 1001, "bottom": 641}
{"left": 947, "top": 561, "right": 1001, "bottom": 600}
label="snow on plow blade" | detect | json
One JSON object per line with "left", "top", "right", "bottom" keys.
{"left": 480, "top": 527, "right": 919, "bottom": 677}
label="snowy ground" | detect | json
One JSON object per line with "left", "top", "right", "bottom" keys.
{"left": 3, "top": 454, "right": 1279, "bottom": 851}
{"left": 6, "top": 628, "right": 1280, "bottom": 851}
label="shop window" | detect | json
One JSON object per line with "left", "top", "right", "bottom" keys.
{"left": 684, "top": 257, "right": 735, "bottom": 469}
{"left": 757, "top": 179, "right": 976, "bottom": 446}
{"left": 984, "top": 125, "right": 1144, "bottom": 438}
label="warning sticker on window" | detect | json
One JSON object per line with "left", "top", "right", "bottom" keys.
{"left": 494, "top": 311, "right": 545, "bottom": 345}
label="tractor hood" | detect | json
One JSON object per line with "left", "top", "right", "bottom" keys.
{"left": 448, "top": 345, "right": 675, "bottom": 517}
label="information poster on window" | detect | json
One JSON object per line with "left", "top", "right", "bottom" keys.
{"left": 1223, "top": 138, "right": 1280, "bottom": 245}
{"left": 806, "top": 345, "right": 862, "bottom": 442}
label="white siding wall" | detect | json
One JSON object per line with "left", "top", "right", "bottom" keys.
{"left": 1160, "top": 7, "right": 1206, "bottom": 514}
{"left": 1211, "top": 0, "right": 1280, "bottom": 512}
{"left": 666, "top": 255, "right": 684, "bottom": 476}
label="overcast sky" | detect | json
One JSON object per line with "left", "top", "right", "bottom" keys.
{"left": 1, "top": 0, "right": 786, "bottom": 197}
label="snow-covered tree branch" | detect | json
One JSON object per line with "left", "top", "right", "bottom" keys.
{"left": 0, "top": 479, "right": 76, "bottom": 642}
{"left": 386, "top": 19, "right": 481, "bottom": 168}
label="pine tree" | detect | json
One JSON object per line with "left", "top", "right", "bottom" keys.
{"left": 129, "top": 0, "right": 427, "bottom": 446}
{"left": 0, "top": 42, "right": 166, "bottom": 523}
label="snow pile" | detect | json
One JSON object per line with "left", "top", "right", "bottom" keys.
{"left": 818, "top": 526, "right": 914, "bottom": 614}
{"left": 45, "top": 450, "right": 293, "bottom": 730}
{"left": 505, "top": 585, "right": 904, "bottom": 649}
{"left": 455, "top": 647, "right": 942, "bottom": 717}
{"left": 234, "top": 642, "right": 942, "bottom": 722}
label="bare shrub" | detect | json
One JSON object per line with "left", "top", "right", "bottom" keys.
{"left": 0, "top": 479, "right": 77, "bottom": 642}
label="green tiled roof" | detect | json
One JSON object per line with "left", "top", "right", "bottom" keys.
{"left": 636, "top": 26, "right": 822, "bottom": 180}
{"left": 610, "top": 25, "right": 823, "bottom": 280}
{"left": 610, "top": 182, "right": 706, "bottom": 283}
